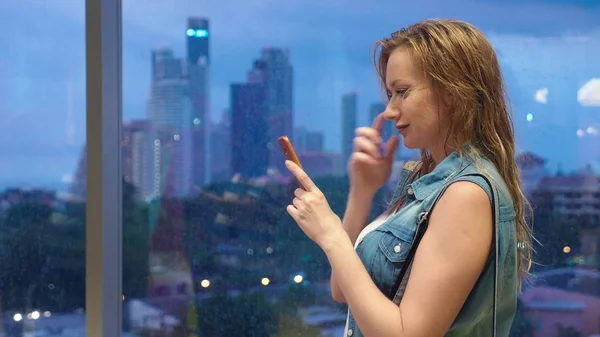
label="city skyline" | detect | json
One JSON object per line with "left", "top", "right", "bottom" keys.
{"left": 1, "top": 1, "right": 600, "bottom": 188}
{"left": 0, "top": 2, "right": 600, "bottom": 336}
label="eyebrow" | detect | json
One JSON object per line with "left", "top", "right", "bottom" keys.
{"left": 386, "top": 78, "right": 411, "bottom": 91}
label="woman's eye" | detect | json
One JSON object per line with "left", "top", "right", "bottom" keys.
{"left": 396, "top": 89, "right": 408, "bottom": 97}
{"left": 387, "top": 89, "right": 408, "bottom": 100}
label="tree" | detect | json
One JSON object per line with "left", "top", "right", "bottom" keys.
{"left": 0, "top": 197, "right": 85, "bottom": 312}
{"left": 122, "top": 180, "right": 150, "bottom": 299}
{"left": 279, "top": 283, "right": 317, "bottom": 308}
{"left": 530, "top": 189, "right": 581, "bottom": 270}
{"left": 196, "top": 292, "right": 277, "bottom": 336}
{"left": 531, "top": 213, "right": 581, "bottom": 270}
{"left": 0, "top": 182, "right": 150, "bottom": 316}
{"left": 556, "top": 324, "right": 581, "bottom": 337}
{"left": 276, "top": 313, "right": 322, "bottom": 337}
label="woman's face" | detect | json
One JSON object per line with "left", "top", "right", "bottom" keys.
{"left": 382, "top": 48, "right": 452, "bottom": 161}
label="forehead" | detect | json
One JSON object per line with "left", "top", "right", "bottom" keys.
{"left": 385, "top": 48, "right": 423, "bottom": 87}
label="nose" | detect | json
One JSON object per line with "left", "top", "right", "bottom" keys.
{"left": 382, "top": 103, "right": 400, "bottom": 121}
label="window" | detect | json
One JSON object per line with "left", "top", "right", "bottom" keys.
{"left": 119, "top": 1, "right": 600, "bottom": 336}
{"left": 2, "top": 0, "right": 599, "bottom": 336}
{"left": 0, "top": 2, "right": 87, "bottom": 336}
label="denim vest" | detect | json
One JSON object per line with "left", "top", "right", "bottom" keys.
{"left": 345, "top": 150, "right": 518, "bottom": 337}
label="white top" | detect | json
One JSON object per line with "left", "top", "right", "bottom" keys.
{"left": 354, "top": 214, "right": 389, "bottom": 249}
{"left": 342, "top": 213, "right": 390, "bottom": 336}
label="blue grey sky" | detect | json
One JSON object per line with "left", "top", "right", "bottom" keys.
{"left": 0, "top": 0, "right": 599, "bottom": 188}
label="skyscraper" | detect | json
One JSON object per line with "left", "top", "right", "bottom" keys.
{"left": 152, "top": 48, "right": 184, "bottom": 81}
{"left": 294, "top": 126, "right": 324, "bottom": 153}
{"left": 305, "top": 131, "right": 324, "bottom": 152}
{"left": 122, "top": 120, "right": 154, "bottom": 200}
{"left": 247, "top": 48, "right": 293, "bottom": 174}
{"left": 69, "top": 120, "right": 154, "bottom": 202}
{"left": 341, "top": 92, "right": 358, "bottom": 172}
{"left": 186, "top": 17, "right": 210, "bottom": 187}
{"left": 147, "top": 48, "right": 193, "bottom": 198}
{"left": 230, "top": 83, "right": 269, "bottom": 177}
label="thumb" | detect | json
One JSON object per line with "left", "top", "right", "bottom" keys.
{"left": 384, "top": 136, "right": 399, "bottom": 163}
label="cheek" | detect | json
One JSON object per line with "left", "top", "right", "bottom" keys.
{"left": 403, "top": 100, "right": 433, "bottom": 127}
{"left": 406, "top": 107, "right": 442, "bottom": 141}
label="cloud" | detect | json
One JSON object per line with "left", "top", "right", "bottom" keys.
{"left": 535, "top": 88, "right": 549, "bottom": 104}
{"left": 578, "top": 78, "right": 600, "bottom": 107}
{"left": 60, "top": 173, "right": 74, "bottom": 184}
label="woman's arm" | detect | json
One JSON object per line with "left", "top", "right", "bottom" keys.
{"left": 323, "top": 181, "right": 493, "bottom": 337}
{"left": 330, "top": 188, "right": 374, "bottom": 303}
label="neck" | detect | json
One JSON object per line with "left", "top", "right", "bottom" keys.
{"left": 427, "top": 142, "right": 456, "bottom": 167}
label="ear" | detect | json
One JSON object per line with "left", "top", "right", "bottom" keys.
{"left": 428, "top": 80, "right": 454, "bottom": 109}
{"left": 438, "top": 86, "right": 456, "bottom": 108}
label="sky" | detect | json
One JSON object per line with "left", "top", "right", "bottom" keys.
{"left": 0, "top": 0, "right": 599, "bottom": 189}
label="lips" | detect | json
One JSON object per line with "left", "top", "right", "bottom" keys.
{"left": 396, "top": 125, "right": 409, "bottom": 133}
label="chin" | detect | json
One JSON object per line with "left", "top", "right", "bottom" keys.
{"left": 402, "top": 137, "right": 420, "bottom": 150}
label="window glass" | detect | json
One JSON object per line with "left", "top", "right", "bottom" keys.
{"left": 121, "top": 1, "right": 600, "bottom": 336}
{"left": 0, "top": 2, "right": 87, "bottom": 335}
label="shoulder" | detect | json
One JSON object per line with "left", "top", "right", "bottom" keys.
{"left": 461, "top": 155, "right": 516, "bottom": 214}
{"left": 435, "top": 181, "right": 492, "bottom": 220}
{"left": 438, "top": 181, "right": 492, "bottom": 213}
{"left": 427, "top": 180, "right": 494, "bottom": 252}
{"left": 425, "top": 181, "right": 494, "bottom": 273}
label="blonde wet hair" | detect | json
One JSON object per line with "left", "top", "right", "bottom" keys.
{"left": 374, "top": 19, "right": 533, "bottom": 288}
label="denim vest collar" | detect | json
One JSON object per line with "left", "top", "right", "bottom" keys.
{"left": 408, "top": 150, "right": 474, "bottom": 201}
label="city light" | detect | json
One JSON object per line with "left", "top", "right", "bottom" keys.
{"left": 13, "top": 313, "right": 22, "bottom": 322}
{"left": 200, "top": 279, "right": 211, "bottom": 288}
{"left": 293, "top": 274, "right": 303, "bottom": 284}
{"left": 526, "top": 113, "right": 533, "bottom": 122}
{"left": 563, "top": 246, "right": 571, "bottom": 254}
{"left": 261, "top": 277, "right": 270, "bottom": 286}
{"left": 31, "top": 311, "right": 40, "bottom": 320}
{"left": 186, "top": 28, "right": 208, "bottom": 38}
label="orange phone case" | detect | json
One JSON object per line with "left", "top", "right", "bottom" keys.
{"left": 277, "top": 136, "right": 303, "bottom": 169}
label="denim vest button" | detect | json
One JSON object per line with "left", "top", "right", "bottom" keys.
{"left": 347, "top": 328, "right": 354, "bottom": 336}
{"left": 394, "top": 243, "right": 401, "bottom": 253}
{"left": 407, "top": 186, "right": 414, "bottom": 195}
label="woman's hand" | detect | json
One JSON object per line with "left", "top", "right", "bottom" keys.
{"left": 285, "top": 160, "right": 346, "bottom": 249}
{"left": 349, "top": 113, "right": 399, "bottom": 196}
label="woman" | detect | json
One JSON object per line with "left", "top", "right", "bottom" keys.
{"left": 285, "top": 19, "right": 533, "bottom": 337}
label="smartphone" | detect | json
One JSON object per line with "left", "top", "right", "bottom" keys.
{"left": 277, "top": 136, "right": 303, "bottom": 169}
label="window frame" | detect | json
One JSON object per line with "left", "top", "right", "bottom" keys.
{"left": 85, "top": 0, "right": 123, "bottom": 336}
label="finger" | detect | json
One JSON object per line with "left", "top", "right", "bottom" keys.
{"left": 292, "top": 197, "right": 302, "bottom": 209}
{"left": 294, "top": 188, "right": 307, "bottom": 198}
{"left": 371, "top": 112, "right": 384, "bottom": 132}
{"left": 350, "top": 151, "right": 379, "bottom": 166}
{"left": 355, "top": 127, "right": 382, "bottom": 145}
{"left": 385, "top": 136, "right": 400, "bottom": 162}
{"left": 286, "top": 205, "right": 300, "bottom": 221}
{"left": 353, "top": 136, "right": 381, "bottom": 158}
{"left": 285, "top": 160, "right": 318, "bottom": 192}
